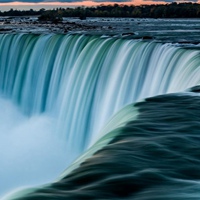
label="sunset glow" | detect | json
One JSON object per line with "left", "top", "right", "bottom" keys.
{"left": 0, "top": 0, "right": 199, "bottom": 11}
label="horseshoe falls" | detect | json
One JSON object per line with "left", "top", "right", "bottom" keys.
{"left": 0, "top": 33, "right": 200, "bottom": 200}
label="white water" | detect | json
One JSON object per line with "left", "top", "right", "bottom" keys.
{"left": 0, "top": 33, "right": 199, "bottom": 197}
{"left": 0, "top": 97, "right": 67, "bottom": 197}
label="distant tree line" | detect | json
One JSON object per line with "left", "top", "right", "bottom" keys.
{"left": 54, "top": 3, "right": 200, "bottom": 18}
{"left": 0, "top": 8, "right": 44, "bottom": 16}
{"left": 1, "top": 3, "right": 200, "bottom": 20}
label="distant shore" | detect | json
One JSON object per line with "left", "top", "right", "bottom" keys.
{"left": 0, "top": 17, "right": 200, "bottom": 46}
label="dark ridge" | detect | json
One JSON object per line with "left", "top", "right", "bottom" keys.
{"left": 188, "top": 85, "right": 200, "bottom": 93}
{"left": 14, "top": 91, "right": 200, "bottom": 200}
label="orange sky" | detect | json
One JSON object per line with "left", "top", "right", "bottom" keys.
{"left": 0, "top": 0, "right": 199, "bottom": 11}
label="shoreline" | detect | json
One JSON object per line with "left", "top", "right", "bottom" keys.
{"left": 0, "top": 17, "right": 200, "bottom": 45}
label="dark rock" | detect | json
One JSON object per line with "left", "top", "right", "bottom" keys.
{"left": 79, "top": 16, "right": 86, "bottom": 20}
{"left": 122, "top": 32, "right": 135, "bottom": 36}
{"left": 0, "top": 28, "right": 12, "bottom": 32}
{"left": 142, "top": 36, "right": 153, "bottom": 40}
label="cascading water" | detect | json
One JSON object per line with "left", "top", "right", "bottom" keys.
{"left": 0, "top": 33, "right": 200, "bottom": 198}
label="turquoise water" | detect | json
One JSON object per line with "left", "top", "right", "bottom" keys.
{"left": 6, "top": 90, "right": 200, "bottom": 200}
{"left": 0, "top": 34, "right": 200, "bottom": 198}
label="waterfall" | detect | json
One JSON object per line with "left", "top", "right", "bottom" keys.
{"left": 0, "top": 33, "right": 200, "bottom": 197}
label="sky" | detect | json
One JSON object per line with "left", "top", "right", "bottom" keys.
{"left": 0, "top": 0, "right": 199, "bottom": 11}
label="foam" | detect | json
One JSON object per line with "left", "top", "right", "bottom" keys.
{"left": 0, "top": 97, "right": 67, "bottom": 197}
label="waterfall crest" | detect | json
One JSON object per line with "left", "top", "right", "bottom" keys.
{"left": 0, "top": 33, "right": 200, "bottom": 197}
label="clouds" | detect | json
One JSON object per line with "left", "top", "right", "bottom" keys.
{"left": 0, "top": 0, "right": 89, "bottom": 2}
{"left": 94, "top": 0, "right": 131, "bottom": 2}
{"left": 143, "top": 0, "right": 198, "bottom": 2}
{"left": 0, "top": 0, "right": 79, "bottom": 2}
{"left": 0, "top": 0, "right": 131, "bottom": 2}
{"left": 176, "top": 0, "right": 198, "bottom": 2}
{"left": 0, "top": 0, "right": 198, "bottom": 4}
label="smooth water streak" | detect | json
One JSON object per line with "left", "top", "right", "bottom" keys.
{"left": 0, "top": 33, "right": 199, "bottom": 197}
